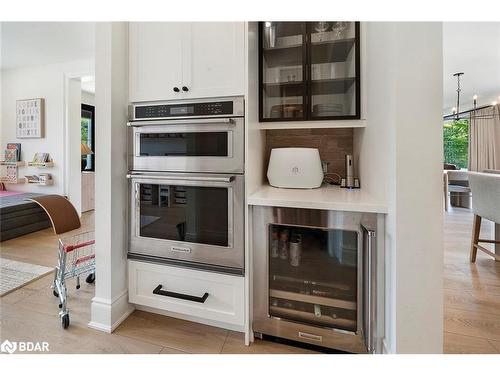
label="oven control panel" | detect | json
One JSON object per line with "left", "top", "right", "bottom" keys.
{"left": 134, "top": 100, "right": 234, "bottom": 120}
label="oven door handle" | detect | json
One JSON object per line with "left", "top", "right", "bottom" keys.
{"left": 126, "top": 173, "right": 235, "bottom": 183}
{"left": 153, "top": 284, "right": 209, "bottom": 303}
{"left": 127, "top": 118, "right": 235, "bottom": 127}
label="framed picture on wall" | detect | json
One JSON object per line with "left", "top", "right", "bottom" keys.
{"left": 16, "top": 98, "right": 45, "bottom": 138}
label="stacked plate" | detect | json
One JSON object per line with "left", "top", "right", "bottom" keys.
{"left": 313, "top": 103, "right": 344, "bottom": 116}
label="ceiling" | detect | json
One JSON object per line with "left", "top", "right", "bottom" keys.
{"left": 443, "top": 22, "right": 500, "bottom": 114}
{"left": 1, "top": 22, "right": 95, "bottom": 70}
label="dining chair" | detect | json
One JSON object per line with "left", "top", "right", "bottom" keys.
{"left": 468, "top": 172, "right": 500, "bottom": 262}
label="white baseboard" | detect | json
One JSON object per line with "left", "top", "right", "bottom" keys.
{"left": 382, "top": 338, "right": 392, "bottom": 354}
{"left": 135, "top": 304, "right": 245, "bottom": 333}
{"left": 88, "top": 289, "right": 135, "bottom": 333}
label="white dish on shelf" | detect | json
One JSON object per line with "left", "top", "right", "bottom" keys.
{"left": 311, "top": 62, "right": 346, "bottom": 80}
{"left": 275, "top": 35, "right": 302, "bottom": 48}
{"left": 265, "top": 65, "right": 302, "bottom": 84}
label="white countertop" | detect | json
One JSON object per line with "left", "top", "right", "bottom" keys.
{"left": 247, "top": 184, "right": 388, "bottom": 214}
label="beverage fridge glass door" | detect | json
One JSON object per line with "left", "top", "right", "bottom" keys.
{"left": 268, "top": 224, "right": 359, "bottom": 332}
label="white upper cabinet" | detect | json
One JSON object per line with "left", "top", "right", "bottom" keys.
{"left": 129, "top": 22, "right": 245, "bottom": 103}
{"left": 129, "top": 22, "right": 185, "bottom": 103}
{"left": 181, "top": 22, "right": 245, "bottom": 99}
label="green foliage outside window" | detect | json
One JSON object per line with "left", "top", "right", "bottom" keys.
{"left": 443, "top": 119, "right": 469, "bottom": 169}
{"left": 81, "top": 118, "right": 90, "bottom": 144}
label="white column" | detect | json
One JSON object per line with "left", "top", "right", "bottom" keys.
{"left": 358, "top": 22, "right": 444, "bottom": 353}
{"left": 392, "top": 22, "right": 444, "bottom": 353}
{"left": 89, "top": 22, "right": 134, "bottom": 332}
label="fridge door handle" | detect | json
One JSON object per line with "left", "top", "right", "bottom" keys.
{"left": 362, "top": 224, "right": 376, "bottom": 353}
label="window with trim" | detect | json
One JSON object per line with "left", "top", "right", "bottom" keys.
{"left": 443, "top": 118, "right": 468, "bottom": 169}
{"left": 81, "top": 104, "right": 95, "bottom": 171}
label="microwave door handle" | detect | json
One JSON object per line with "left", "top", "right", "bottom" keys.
{"left": 127, "top": 118, "right": 235, "bottom": 127}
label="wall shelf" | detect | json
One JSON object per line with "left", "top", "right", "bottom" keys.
{"left": 0, "top": 161, "right": 25, "bottom": 167}
{"left": 24, "top": 178, "right": 54, "bottom": 186}
{"left": 27, "top": 161, "right": 54, "bottom": 168}
{"left": 0, "top": 177, "right": 25, "bottom": 184}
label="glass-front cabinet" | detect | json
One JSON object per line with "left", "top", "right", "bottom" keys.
{"left": 259, "top": 21, "right": 360, "bottom": 121}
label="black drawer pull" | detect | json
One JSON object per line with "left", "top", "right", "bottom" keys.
{"left": 152, "top": 284, "right": 209, "bottom": 303}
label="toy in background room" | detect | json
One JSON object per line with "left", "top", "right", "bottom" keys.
{"left": 16, "top": 98, "right": 45, "bottom": 138}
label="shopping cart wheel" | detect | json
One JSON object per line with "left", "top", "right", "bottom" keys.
{"left": 86, "top": 273, "right": 95, "bottom": 284}
{"left": 53, "top": 290, "right": 59, "bottom": 297}
{"left": 61, "top": 313, "right": 70, "bottom": 329}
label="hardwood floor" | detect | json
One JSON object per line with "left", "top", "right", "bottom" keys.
{"left": 2, "top": 208, "right": 500, "bottom": 353}
{"left": 443, "top": 206, "right": 500, "bottom": 353}
{"left": 0, "top": 211, "right": 313, "bottom": 354}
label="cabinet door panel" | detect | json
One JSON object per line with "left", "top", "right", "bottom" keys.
{"left": 182, "top": 22, "right": 245, "bottom": 99}
{"left": 129, "top": 22, "right": 184, "bottom": 102}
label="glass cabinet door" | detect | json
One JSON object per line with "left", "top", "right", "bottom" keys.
{"left": 260, "top": 22, "right": 306, "bottom": 121}
{"left": 308, "top": 22, "right": 359, "bottom": 119}
{"left": 259, "top": 21, "right": 360, "bottom": 121}
{"left": 268, "top": 224, "right": 359, "bottom": 332}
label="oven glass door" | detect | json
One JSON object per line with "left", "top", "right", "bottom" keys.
{"left": 139, "top": 131, "right": 229, "bottom": 157}
{"left": 130, "top": 118, "right": 244, "bottom": 173}
{"left": 138, "top": 182, "right": 230, "bottom": 247}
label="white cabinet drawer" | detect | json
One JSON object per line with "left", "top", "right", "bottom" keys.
{"left": 128, "top": 260, "right": 244, "bottom": 327}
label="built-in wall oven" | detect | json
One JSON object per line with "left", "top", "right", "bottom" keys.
{"left": 127, "top": 97, "right": 245, "bottom": 275}
{"left": 252, "top": 206, "right": 378, "bottom": 353}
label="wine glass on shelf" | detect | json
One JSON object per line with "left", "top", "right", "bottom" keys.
{"left": 332, "top": 22, "right": 348, "bottom": 39}
{"left": 314, "top": 22, "right": 330, "bottom": 42}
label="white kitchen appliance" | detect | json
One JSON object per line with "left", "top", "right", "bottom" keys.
{"left": 267, "top": 148, "right": 324, "bottom": 189}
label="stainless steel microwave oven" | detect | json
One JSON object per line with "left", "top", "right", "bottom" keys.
{"left": 128, "top": 97, "right": 244, "bottom": 174}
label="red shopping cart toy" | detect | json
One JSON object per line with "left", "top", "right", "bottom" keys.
{"left": 28, "top": 195, "right": 95, "bottom": 329}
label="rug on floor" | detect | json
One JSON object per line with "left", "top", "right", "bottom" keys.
{"left": 0, "top": 258, "right": 54, "bottom": 296}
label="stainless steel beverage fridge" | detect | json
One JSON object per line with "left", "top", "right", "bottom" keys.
{"left": 252, "top": 206, "right": 378, "bottom": 353}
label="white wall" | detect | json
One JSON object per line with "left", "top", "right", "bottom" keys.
{"left": 355, "top": 22, "right": 444, "bottom": 353}
{"left": 0, "top": 59, "right": 93, "bottom": 195}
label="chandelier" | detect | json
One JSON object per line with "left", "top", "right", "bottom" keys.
{"left": 451, "top": 72, "right": 499, "bottom": 121}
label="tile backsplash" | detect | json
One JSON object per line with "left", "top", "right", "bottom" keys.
{"left": 265, "top": 128, "right": 353, "bottom": 176}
